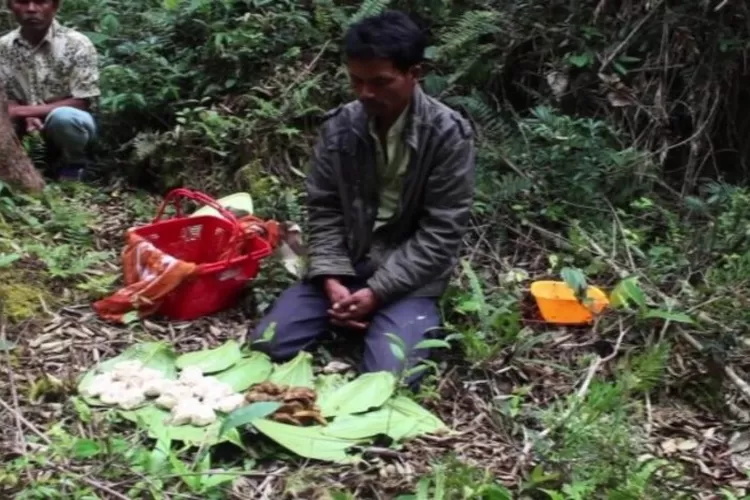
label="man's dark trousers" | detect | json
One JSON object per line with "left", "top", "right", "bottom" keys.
{"left": 247, "top": 270, "right": 441, "bottom": 381}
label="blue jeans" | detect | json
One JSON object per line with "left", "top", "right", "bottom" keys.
{"left": 43, "top": 106, "right": 97, "bottom": 165}
{"left": 248, "top": 277, "right": 442, "bottom": 386}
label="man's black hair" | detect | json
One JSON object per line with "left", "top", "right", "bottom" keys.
{"left": 343, "top": 10, "right": 427, "bottom": 72}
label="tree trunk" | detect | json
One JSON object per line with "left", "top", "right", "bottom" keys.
{"left": 0, "top": 85, "right": 45, "bottom": 193}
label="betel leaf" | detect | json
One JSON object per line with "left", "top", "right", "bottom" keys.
{"left": 252, "top": 418, "right": 361, "bottom": 463}
{"left": 269, "top": 351, "right": 314, "bottom": 388}
{"left": 119, "top": 405, "right": 244, "bottom": 449}
{"left": 323, "top": 396, "right": 448, "bottom": 442}
{"left": 175, "top": 339, "right": 242, "bottom": 374}
{"left": 215, "top": 352, "right": 273, "bottom": 392}
{"left": 219, "top": 401, "right": 282, "bottom": 437}
{"left": 319, "top": 371, "right": 396, "bottom": 417}
{"left": 78, "top": 342, "right": 177, "bottom": 406}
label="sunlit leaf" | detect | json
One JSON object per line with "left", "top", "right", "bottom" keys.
{"left": 642, "top": 309, "right": 694, "bottom": 324}
{"left": 71, "top": 438, "right": 102, "bottom": 459}
{"left": 269, "top": 351, "right": 314, "bottom": 388}
{"left": 319, "top": 371, "right": 396, "bottom": 417}
{"left": 252, "top": 418, "right": 361, "bottom": 463}
{"left": 0, "top": 253, "right": 21, "bottom": 268}
{"left": 385, "top": 333, "right": 406, "bottom": 362}
{"left": 175, "top": 339, "right": 242, "bottom": 374}
{"left": 610, "top": 277, "right": 647, "bottom": 310}
{"left": 215, "top": 352, "right": 273, "bottom": 392}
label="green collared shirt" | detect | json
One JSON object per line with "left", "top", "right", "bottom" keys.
{"left": 369, "top": 105, "right": 411, "bottom": 230}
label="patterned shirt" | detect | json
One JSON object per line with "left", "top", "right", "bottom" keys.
{"left": 0, "top": 19, "right": 100, "bottom": 106}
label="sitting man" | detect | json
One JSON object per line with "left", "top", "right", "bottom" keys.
{"left": 0, "top": 0, "right": 100, "bottom": 181}
{"left": 249, "top": 10, "right": 476, "bottom": 383}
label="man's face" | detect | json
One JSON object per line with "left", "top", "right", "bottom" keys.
{"left": 347, "top": 58, "right": 418, "bottom": 120}
{"left": 9, "top": 0, "right": 57, "bottom": 33}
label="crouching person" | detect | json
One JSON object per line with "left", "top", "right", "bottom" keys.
{"left": 0, "top": 0, "right": 100, "bottom": 181}
{"left": 248, "top": 10, "right": 476, "bottom": 386}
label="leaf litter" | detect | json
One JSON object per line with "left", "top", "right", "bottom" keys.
{"left": 4, "top": 192, "right": 747, "bottom": 497}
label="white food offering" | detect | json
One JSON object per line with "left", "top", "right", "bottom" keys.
{"left": 82, "top": 360, "right": 245, "bottom": 426}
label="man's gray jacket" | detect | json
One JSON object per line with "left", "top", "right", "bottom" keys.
{"left": 304, "top": 84, "right": 476, "bottom": 305}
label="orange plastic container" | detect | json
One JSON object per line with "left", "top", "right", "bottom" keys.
{"left": 530, "top": 280, "right": 609, "bottom": 325}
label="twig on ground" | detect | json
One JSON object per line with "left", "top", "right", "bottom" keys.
{"left": 593, "top": 0, "right": 608, "bottom": 21}
{"left": 1, "top": 322, "right": 26, "bottom": 454}
{"left": 0, "top": 396, "right": 52, "bottom": 446}
{"left": 48, "top": 465, "right": 133, "bottom": 500}
{"left": 678, "top": 328, "right": 750, "bottom": 404}
{"left": 510, "top": 319, "right": 629, "bottom": 477}
{"left": 598, "top": 0, "right": 664, "bottom": 73}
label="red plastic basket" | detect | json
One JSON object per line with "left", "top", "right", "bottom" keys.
{"left": 128, "top": 188, "right": 273, "bottom": 321}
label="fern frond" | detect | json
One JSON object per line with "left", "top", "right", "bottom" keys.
{"left": 348, "top": 0, "right": 391, "bottom": 25}
{"left": 312, "top": 0, "right": 338, "bottom": 33}
{"left": 621, "top": 342, "right": 670, "bottom": 394}
{"left": 460, "top": 259, "right": 487, "bottom": 313}
{"left": 438, "top": 10, "right": 503, "bottom": 56}
{"left": 447, "top": 92, "right": 509, "bottom": 138}
{"left": 422, "top": 73, "right": 449, "bottom": 97}
{"left": 488, "top": 173, "right": 533, "bottom": 203}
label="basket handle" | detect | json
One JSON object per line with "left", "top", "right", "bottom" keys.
{"left": 153, "top": 188, "right": 245, "bottom": 261}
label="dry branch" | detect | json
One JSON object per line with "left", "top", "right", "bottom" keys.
{"left": 678, "top": 328, "right": 750, "bottom": 404}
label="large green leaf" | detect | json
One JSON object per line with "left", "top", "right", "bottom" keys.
{"left": 78, "top": 342, "right": 177, "bottom": 406}
{"left": 322, "top": 408, "right": 418, "bottom": 441}
{"left": 269, "top": 351, "right": 314, "bottom": 388}
{"left": 319, "top": 371, "right": 396, "bottom": 417}
{"left": 314, "top": 373, "right": 348, "bottom": 400}
{"left": 219, "top": 401, "right": 282, "bottom": 437}
{"left": 120, "top": 406, "right": 244, "bottom": 449}
{"left": 322, "top": 396, "right": 448, "bottom": 441}
{"left": 252, "top": 418, "right": 361, "bottom": 463}
{"left": 215, "top": 352, "right": 273, "bottom": 392}
{"left": 175, "top": 339, "right": 242, "bottom": 374}
{"left": 385, "top": 396, "right": 448, "bottom": 438}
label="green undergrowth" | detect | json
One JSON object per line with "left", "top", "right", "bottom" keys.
{"left": 0, "top": 182, "right": 118, "bottom": 323}
{"left": 0, "top": 275, "right": 52, "bottom": 324}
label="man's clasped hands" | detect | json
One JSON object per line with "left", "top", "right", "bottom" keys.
{"left": 323, "top": 277, "right": 379, "bottom": 330}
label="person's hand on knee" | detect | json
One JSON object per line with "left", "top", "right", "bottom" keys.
{"left": 323, "top": 278, "right": 350, "bottom": 305}
{"left": 328, "top": 288, "right": 378, "bottom": 331}
{"left": 25, "top": 117, "right": 43, "bottom": 133}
